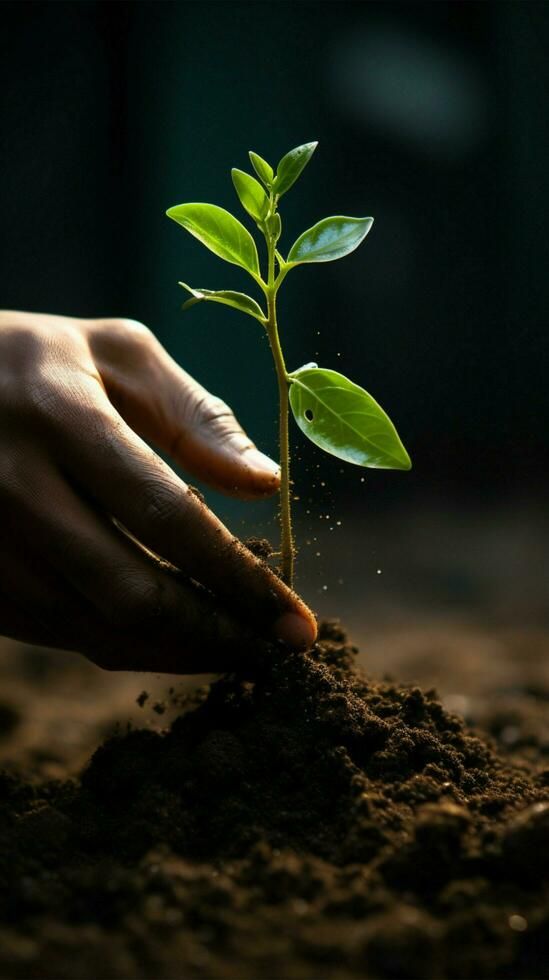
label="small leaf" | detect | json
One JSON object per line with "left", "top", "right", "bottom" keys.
{"left": 166, "top": 203, "right": 259, "bottom": 277}
{"left": 178, "top": 283, "right": 266, "bottom": 322}
{"left": 249, "top": 151, "right": 274, "bottom": 189}
{"left": 265, "top": 212, "right": 282, "bottom": 242}
{"left": 273, "top": 141, "right": 317, "bottom": 198}
{"left": 287, "top": 216, "right": 373, "bottom": 265}
{"left": 231, "top": 169, "right": 269, "bottom": 223}
{"left": 288, "top": 366, "right": 411, "bottom": 470}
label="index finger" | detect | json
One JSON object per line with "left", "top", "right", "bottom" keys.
{"left": 52, "top": 378, "right": 317, "bottom": 650}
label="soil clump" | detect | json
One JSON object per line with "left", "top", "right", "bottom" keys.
{"left": 1, "top": 621, "right": 548, "bottom": 979}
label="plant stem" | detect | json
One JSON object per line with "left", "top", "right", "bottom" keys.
{"left": 266, "top": 232, "right": 294, "bottom": 587}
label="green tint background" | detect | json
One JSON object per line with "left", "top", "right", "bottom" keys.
{"left": 2, "top": 1, "right": 548, "bottom": 538}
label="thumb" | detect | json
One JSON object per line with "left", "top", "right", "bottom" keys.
{"left": 90, "top": 317, "right": 280, "bottom": 498}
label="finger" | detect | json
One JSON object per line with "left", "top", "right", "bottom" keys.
{"left": 88, "top": 318, "right": 280, "bottom": 499}
{"left": 88, "top": 578, "right": 276, "bottom": 674}
{"left": 0, "top": 574, "right": 272, "bottom": 675}
{"left": 6, "top": 466, "right": 288, "bottom": 671}
{"left": 47, "top": 382, "right": 316, "bottom": 650}
{"left": 0, "top": 547, "right": 101, "bottom": 650}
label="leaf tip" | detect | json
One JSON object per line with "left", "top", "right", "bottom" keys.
{"left": 396, "top": 447, "right": 412, "bottom": 471}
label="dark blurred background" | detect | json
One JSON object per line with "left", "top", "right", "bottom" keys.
{"left": 1, "top": 0, "right": 548, "bottom": 636}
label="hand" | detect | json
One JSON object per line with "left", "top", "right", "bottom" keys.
{"left": 0, "top": 311, "right": 317, "bottom": 672}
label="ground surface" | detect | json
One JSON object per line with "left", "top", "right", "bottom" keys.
{"left": 0, "top": 506, "right": 548, "bottom": 980}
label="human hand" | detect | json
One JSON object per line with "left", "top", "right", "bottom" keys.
{"left": 0, "top": 311, "right": 317, "bottom": 671}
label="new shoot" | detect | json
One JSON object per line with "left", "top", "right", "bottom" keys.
{"left": 167, "top": 142, "right": 411, "bottom": 588}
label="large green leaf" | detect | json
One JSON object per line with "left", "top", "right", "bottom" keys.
{"left": 248, "top": 151, "right": 274, "bottom": 189}
{"left": 287, "top": 216, "right": 373, "bottom": 265}
{"left": 231, "top": 169, "right": 269, "bottom": 223}
{"left": 179, "top": 283, "right": 266, "bottom": 322}
{"left": 288, "top": 365, "right": 411, "bottom": 470}
{"left": 166, "top": 203, "right": 259, "bottom": 276}
{"left": 273, "top": 142, "right": 318, "bottom": 198}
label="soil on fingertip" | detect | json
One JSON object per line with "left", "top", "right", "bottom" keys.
{"left": 1, "top": 621, "right": 549, "bottom": 980}
{"left": 243, "top": 535, "right": 275, "bottom": 560}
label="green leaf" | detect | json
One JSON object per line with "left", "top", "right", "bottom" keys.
{"left": 287, "top": 216, "right": 373, "bottom": 265}
{"left": 249, "top": 151, "right": 274, "bottom": 189}
{"left": 231, "top": 169, "right": 269, "bottom": 223}
{"left": 178, "top": 283, "right": 266, "bottom": 322}
{"left": 166, "top": 203, "right": 259, "bottom": 277}
{"left": 288, "top": 365, "right": 411, "bottom": 470}
{"left": 273, "top": 141, "right": 317, "bottom": 198}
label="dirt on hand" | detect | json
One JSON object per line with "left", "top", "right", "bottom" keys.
{"left": 1, "top": 621, "right": 548, "bottom": 980}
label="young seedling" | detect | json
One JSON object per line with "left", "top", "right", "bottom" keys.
{"left": 167, "top": 142, "right": 411, "bottom": 588}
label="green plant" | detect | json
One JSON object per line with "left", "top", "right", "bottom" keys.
{"left": 167, "top": 142, "right": 411, "bottom": 588}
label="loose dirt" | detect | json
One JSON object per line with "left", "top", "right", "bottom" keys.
{"left": 1, "top": 621, "right": 548, "bottom": 979}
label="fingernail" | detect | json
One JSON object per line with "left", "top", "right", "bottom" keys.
{"left": 245, "top": 449, "right": 280, "bottom": 477}
{"left": 273, "top": 612, "right": 316, "bottom": 651}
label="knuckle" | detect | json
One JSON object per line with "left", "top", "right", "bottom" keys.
{"left": 88, "top": 317, "right": 158, "bottom": 370}
{"left": 26, "top": 378, "right": 63, "bottom": 423}
{"left": 33, "top": 381, "right": 111, "bottom": 450}
{"left": 190, "top": 392, "right": 243, "bottom": 440}
{"left": 77, "top": 402, "right": 114, "bottom": 448}
{"left": 198, "top": 394, "right": 233, "bottom": 425}
{"left": 111, "top": 318, "right": 155, "bottom": 350}
{"left": 0, "top": 320, "right": 95, "bottom": 430}
{"left": 192, "top": 394, "right": 253, "bottom": 455}
{"left": 142, "top": 479, "right": 182, "bottom": 526}
{"left": 28, "top": 382, "right": 111, "bottom": 448}
{"left": 225, "top": 429, "right": 255, "bottom": 458}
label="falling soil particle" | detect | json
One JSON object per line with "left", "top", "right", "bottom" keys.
{"left": 1, "top": 621, "right": 549, "bottom": 979}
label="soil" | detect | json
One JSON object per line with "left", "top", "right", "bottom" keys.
{"left": 1, "top": 621, "right": 549, "bottom": 979}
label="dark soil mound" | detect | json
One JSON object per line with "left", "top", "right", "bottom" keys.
{"left": 1, "top": 622, "right": 548, "bottom": 979}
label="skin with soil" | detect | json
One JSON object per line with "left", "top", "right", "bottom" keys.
{"left": 1, "top": 621, "right": 549, "bottom": 980}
